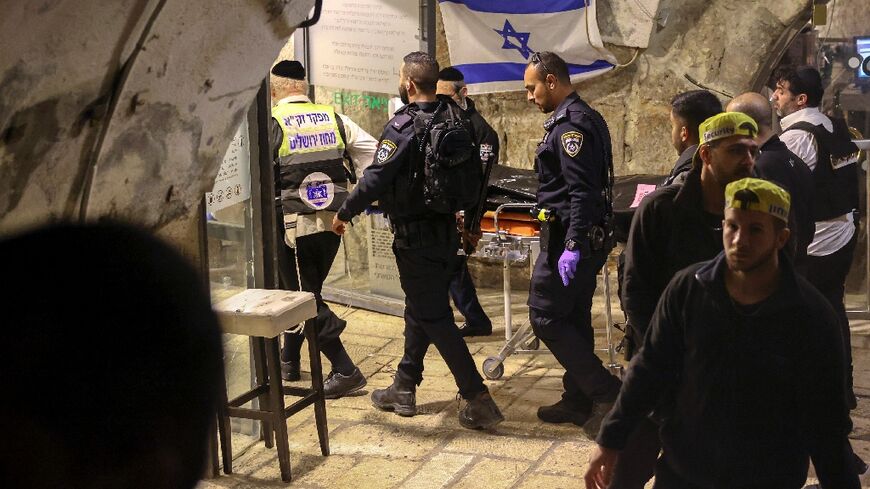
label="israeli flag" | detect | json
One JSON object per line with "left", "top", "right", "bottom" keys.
{"left": 438, "top": 0, "right": 616, "bottom": 94}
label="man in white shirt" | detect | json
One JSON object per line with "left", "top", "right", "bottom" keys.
{"left": 772, "top": 65, "right": 859, "bottom": 405}
{"left": 270, "top": 60, "right": 378, "bottom": 398}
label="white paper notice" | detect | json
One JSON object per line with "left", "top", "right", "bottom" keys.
{"left": 309, "top": 0, "right": 419, "bottom": 94}
{"left": 206, "top": 119, "right": 251, "bottom": 214}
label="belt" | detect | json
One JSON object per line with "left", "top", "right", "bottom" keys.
{"left": 391, "top": 215, "right": 455, "bottom": 249}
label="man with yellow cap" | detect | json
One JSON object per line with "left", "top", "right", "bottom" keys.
{"left": 609, "top": 112, "right": 759, "bottom": 488}
{"left": 586, "top": 178, "right": 858, "bottom": 489}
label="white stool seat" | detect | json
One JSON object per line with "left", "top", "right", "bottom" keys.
{"left": 213, "top": 289, "right": 316, "bottom": 338}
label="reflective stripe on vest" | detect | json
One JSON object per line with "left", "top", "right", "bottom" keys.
{"left": 272, "top": 102, "right": 348, "bottom": 214}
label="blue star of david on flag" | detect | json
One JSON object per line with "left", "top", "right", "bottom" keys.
{"left": 437, "top": 0, "right": 616, "bottom": 94}
{"left": 493, "top": 19, "right": 533, "bottom": 59}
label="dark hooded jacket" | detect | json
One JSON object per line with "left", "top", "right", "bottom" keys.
{"left": 622, "top": 167, "right": 723, "bottom": 344}
{"left": 600, "top": 251, "right": 858, "bottom": 489}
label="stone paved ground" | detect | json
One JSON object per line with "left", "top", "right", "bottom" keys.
{"left": 199, "top": 284, "right": 870, "bottom": 488}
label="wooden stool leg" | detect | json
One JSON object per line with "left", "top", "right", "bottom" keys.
{"left": 266, "top": 336, "right": 292, "bottom": 482}
{"left": 216, "top": 381, "right": 233, "bottom": 474}
{"left": 204, "top": 416, "right": 220, "bottom": 478}
{"left": 305, "top": 318, "right": 330, "bottom": 456}
{"left": 252, "top": 337, "right": 273, "bottom": 448}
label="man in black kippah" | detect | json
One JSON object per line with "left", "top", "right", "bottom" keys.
{"left": 270, "top": 59, "right": 379, "bottom": 398}
{"left": 271, "top": 59, "right": 306, "bottom": 80}
{"left": 436, "top": 66, "right": 500, "bottom": 338}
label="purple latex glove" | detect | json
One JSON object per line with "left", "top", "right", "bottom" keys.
{"left": 557, "top": 249, "right": 581, "bottom": 286}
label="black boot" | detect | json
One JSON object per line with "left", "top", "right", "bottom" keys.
{"left": 371, "top": 376, "right": 416, "bottom": 416}
{"left": 537, "top": 399, "right": 590, "bottom": 426}
{"left": 323, "top": 368, "right": 367, "bottom": 399}
{"left": 280, "top": 360, "right": 301, "bottom": 382}
{"left": 458, "top": 390, "right": 504, "bottom": 430}
{"left": 458, "top": 322, "right": 493, "bottom": 337}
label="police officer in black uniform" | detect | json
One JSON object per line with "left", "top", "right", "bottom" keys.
{"left": 332, "top": 52, "right": 503, "bottom": 430}
{"left": 522, "top": 52, "right": 621, "bottom": 436}
{"left": 437, "top": 66, "right": 499, "bottom": 337}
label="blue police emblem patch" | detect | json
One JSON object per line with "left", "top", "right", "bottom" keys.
{"left": 299, "top": 171, "right": 334, "bottom": 209}
{"left": 561, "top": 131, "right": 583, "bottom": 158}
{"left": 376, "top": 140, "right": 397, "bottom": 164}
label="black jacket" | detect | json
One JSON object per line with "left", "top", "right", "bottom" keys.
{"left": 754, "top": 135, "right": 815, "bottom": 272}
{"left": 337, "top": 96, "right": 477, "bottom": 224}
{"left": 465, "top": 97, "right": 499, "bottom": 167}
{"left": 622, "top": 167, "right": 723, "bottom": 342}
{"left": 662, "top": 144, "right": 696, "bottom": 187}
{"left": 599, "top": 252, "right": 858, "bottom": 489}
{"left": 534, "top": 92, "right": 612, "bottom": 248}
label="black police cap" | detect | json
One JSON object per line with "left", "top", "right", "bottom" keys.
{"left": 271, "top": 60, "right": 305, "bottom": 80}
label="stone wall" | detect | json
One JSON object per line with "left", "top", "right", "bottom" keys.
{"left": 0, "top": 0, "right": 316, "bottom": 260}
{"left": 435, "top": 0, "right": 811, "bottom": 176}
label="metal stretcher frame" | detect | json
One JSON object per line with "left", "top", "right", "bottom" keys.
{"left": 477, "top": 203, "right": 623, "bottom": 380}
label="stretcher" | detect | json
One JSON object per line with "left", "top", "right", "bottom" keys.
{"left": 473, "top": 203, "right": 623, "bottom": 380}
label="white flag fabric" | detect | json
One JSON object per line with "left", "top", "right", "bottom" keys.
{"left": 439, "top": 0, "right": 616, "bottom": 94}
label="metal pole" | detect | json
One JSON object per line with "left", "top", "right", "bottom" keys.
{"left": 602, "top": 253, "right": 616, "bottom": 368}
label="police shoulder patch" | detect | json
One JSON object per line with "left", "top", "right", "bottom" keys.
{"left": 561, "top": 131, "right": 583, "bottom": 158}
{"left": 376, "top": 139, "right": 398, "bottom": 164}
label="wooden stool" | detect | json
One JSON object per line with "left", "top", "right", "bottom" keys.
{"left": 213, "top": 289, "right": 329, "bottom": 482}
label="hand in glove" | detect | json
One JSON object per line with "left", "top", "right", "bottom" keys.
{"left": 557, "top": 249, "right": 581, "bottom": 286}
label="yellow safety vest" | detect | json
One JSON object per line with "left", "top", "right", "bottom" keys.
{"left": 272, "top": 102, "right": 348, "bottom": 215}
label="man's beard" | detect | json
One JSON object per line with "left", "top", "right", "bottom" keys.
{"left": 726, "top": 243, "right": 778, "bottom": 273}
{"left": 399, "top": 84, "right": 409, "bottom": 105}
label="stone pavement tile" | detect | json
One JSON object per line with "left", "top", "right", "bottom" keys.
{"left": 340, "top": 331, "right": 393, "bottom": 349}
{"left": 443, "top": 430, "right": 553, "bottom": 461}
{"left": 328, "top": 423, "right": 449, "bottom": 459}
{"left": 531, "top": 369, "right": 569, "bottom": 391}
{"left": 450, "top": 457, "right": 532, "bottom": 489}
{"left": 356, "top": 354, "right": 402, "bottom": 377}
{"left": 329, "top": 456, "right": 420, "bottom": 489}
{"left": 378, "top": 338, "right": 407, "bottom": 357}
{"left": 363, "top": 369, "right": 461, "bottom": 395}
{"left": 292, "top": 454, "right": 358, "bottom": 487}
{"left": 400, "top": 452, "right": 475, "bottom": 489}
{"left": 500, "top": 394, "right": 542, "bottom": 425}
{"left": 534, "top": 440, "right": 598, "bottom": 478}
{"left": 514, "top": 473, "right": 583, "bottom": 489}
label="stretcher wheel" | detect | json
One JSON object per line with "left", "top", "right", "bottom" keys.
{"left": 524, "top": 337, "right": 540, "bottom": 351}
{"left": 482, "top": 357, "right": 504, "bottom": 380}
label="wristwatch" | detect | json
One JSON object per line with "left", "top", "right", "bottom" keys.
{"left": 564, "top": 238, "right": 578, "bottom": 251}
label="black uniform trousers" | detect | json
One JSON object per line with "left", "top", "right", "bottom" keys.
{"left": 448, "top": 252, "right": 492, "bottom": 330}
{"left": 528, "top": 247, "right": 622, "bottom": 411}
{"left": 393, "top": 234, "right": 487, "bottom": 400}
{"left": 276, "top": 216, "right": 349, "bottom": 367}
{"left": 806, "top": 229, "right": 858, "bottom": 406}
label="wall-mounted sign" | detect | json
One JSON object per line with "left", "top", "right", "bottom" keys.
{"left": 309, "top": 0, "right": 419, "bottom": 94}
{"left": 333, "top": 91, "right": 390, "bottom": 112}
{"left": 206, "top": 119, "right": 251, "bottom": 214}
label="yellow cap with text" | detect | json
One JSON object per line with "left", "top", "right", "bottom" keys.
{"left": 724, "top": 178, "right": 791, "bottom": 223}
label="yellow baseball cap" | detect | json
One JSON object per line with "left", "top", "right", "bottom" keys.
{"left": 724, "top": 178, "right": 791, "bottom": 223}
{"left": 693, "top": 112, "right": 759, "bottom": 166}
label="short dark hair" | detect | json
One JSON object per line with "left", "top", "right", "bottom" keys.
{"left": 529, "top": 51, "right": 570, "bottom": 84}
{"left": 439, "top": 66, "right": 465, "bottom": 82}
{"left": 774, "top": 65, "right": 823, "bottom": 107}
{"left": 671, "top": 90, "right": 723, "bottom": 142}
{"left": 403, "top": 51, "right": 439, "bottom": 93}
{"left": 439, "top": 67, "right": 465, "bottom": 94}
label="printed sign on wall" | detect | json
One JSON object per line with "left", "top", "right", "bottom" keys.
{"left": 206, "top": 119, "right": 251, "bottom": 214}
{"left": 309, "top": 0, "right": 419, "bottom": 94}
